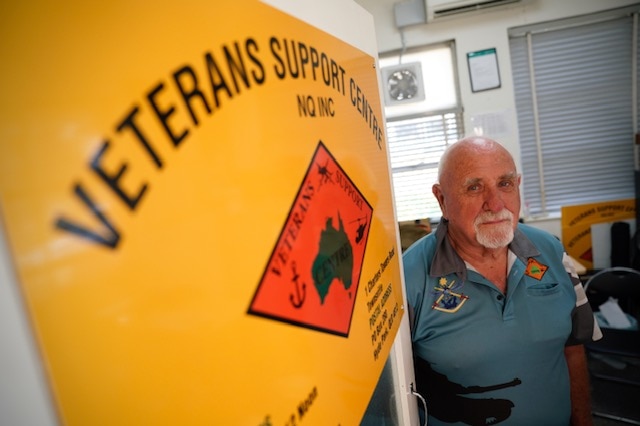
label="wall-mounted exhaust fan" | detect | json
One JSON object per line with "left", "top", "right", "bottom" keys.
{"left": 380, "top": 62, "right": 425, "bottom": 106}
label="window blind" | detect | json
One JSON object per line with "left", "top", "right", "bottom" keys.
{"left": 509, "top": 10, "right": 638, "bottom": 216}
{"left": 387, "top": 112, "right": 462, "bottom": 221}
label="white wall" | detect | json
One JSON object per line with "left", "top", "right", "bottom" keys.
{"left": 353, "top": 0, "right": 638, "bottom": 239}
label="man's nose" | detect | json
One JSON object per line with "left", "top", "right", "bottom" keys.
{"left": 483, "top": 187, "right": 505, "bottom": 212}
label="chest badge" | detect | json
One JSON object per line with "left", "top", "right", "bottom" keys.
{"left": 525, "top": 258, "right": 548, "bottom": 280}
{"left": 432, "top": 277, "right": 469, "bottom": 313}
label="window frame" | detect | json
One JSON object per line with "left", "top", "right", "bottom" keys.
{"left": 379, "top": 41, "right": 464, "bottom": 223}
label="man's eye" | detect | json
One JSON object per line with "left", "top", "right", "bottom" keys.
{"left": 500, "top": 180, "right": 515, "bottom": 188}
{"left": 468, "top": 184, "right": 480, "bottom": 191}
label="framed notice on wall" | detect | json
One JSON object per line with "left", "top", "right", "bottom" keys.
{"left": 467, "top": 48, "right": 501, "bottom": 92}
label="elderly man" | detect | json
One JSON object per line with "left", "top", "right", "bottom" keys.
{"left": 403, "top": 137, "right": 601, "bottom": 425}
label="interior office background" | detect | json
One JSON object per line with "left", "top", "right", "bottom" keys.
{"left": 354, "top": 0, "right": 640, "bottom": 244}
{"left": 1, "top": 2, "right": 638, "bottom": 425}
{"left": 355, "top": 3, "right": 640, "bottom": 423}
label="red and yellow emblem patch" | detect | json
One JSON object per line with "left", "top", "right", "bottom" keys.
{"left": 525, "top": 258, "right": 548, "bottom": 280}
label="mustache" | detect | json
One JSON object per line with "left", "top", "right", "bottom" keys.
{"left": 475, "top": 210, "right": 514, "bottom": 225}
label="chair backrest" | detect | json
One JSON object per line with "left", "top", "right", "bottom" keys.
{"left": 584, "top": 266, "right": 640, "bottom": 359}
{"left": 584, "top": 266, "right": 640, "bottom": 298}
{"left": 611, "top": 221, "right": 631, "bottom": 267}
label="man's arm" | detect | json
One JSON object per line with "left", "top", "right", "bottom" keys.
{"left": 564, "top": 344, "right": 593, "bottom": 426}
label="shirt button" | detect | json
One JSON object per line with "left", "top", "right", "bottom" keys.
{"left": 497, "top": 295, "right": 504, "bottom": 301}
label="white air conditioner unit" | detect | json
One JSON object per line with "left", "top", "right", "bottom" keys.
{"left": 426, "top": 0, "right": 522, "bottom": 21}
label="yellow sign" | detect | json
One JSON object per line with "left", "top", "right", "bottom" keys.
{"left": 561, "top": 198, "right": 635, "bottom": 228}
{"left": 561, "top": 199, "right": 635, "bottom": 269}
{"left": 0, "top": 1, "right": 403, "bottom": 425}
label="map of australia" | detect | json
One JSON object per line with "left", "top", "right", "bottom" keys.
{"left": 311, "top": 214, "right": 354, "bottom": 304}
{"left": 248, "top": 141, "right": 372, "bottom": 336}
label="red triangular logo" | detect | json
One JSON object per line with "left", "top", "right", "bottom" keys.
{"left": 580, "top": 248, "right": 593, "bottom": 263}
{"left": 248, "top": 141, "right": 373, "bottom": 336}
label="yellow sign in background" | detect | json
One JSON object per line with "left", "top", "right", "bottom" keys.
{"left": 561, "top": 198, "right": 636, "bottom": 270}
{"left": 0, "top": 1, "right": 404, "bottom": 424}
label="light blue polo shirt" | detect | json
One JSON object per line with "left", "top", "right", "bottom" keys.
{"left": 403, "top": 221, "right": 598, "bottom": 426}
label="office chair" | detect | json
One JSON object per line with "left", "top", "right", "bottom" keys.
{"left": 584, "top": 266, "right": 640, "bottom": 363}
{"left": 583, "top": 267, "right": 640, "bottom": 424}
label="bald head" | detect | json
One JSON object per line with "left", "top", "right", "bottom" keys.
{"left": 437, "top": 137, "right": 516, "bottom": 187}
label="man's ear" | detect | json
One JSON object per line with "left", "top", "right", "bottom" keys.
{"left": 432, "top": 184, "right": 446, "bottom": 218}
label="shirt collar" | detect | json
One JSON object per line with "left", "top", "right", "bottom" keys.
{"left": 430, "top": 218, "right": 540, "bottom": 281}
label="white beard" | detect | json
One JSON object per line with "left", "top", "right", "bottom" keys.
{"left": 474, "top": 210, "right": 515, "bottom": 249}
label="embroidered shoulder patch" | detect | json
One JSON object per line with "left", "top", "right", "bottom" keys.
{"left": 525, "top": 258, "right": 548, "bottom": 280}
{"left": 432, "top": 277, "right": 469, "bottom": 313}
